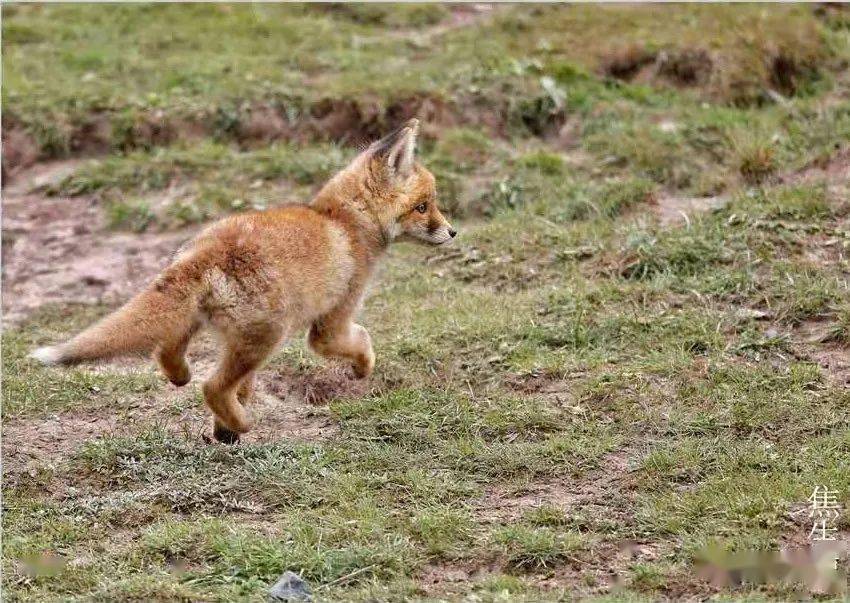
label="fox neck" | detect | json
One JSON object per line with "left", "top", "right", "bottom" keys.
{"left": 311, "top": 187, "right": 395, "bottom": 266}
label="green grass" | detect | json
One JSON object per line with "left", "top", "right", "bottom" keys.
{"left": 3, "top": 4, "right": 846, "bottom": 162}
{"left": 4, "top": 4, "right": 850, "bottom": 602}
{"left": 2, "top": 306, "right": 163, "bottom": 417}
{"left": 45, "top": 141, "right": 352, "bottom": 228}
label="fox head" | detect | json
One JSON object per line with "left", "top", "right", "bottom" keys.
{"left": 318, "top": 119, "right": 457, "bottom": 247}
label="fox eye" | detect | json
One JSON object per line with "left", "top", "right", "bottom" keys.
{"left": 414, "top": 203, "right": 427, "bottom": 214}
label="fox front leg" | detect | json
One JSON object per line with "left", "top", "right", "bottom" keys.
{"left": 308, "top": 319, "right": 375, "bottom": 378}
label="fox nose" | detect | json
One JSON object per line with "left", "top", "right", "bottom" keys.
{"left": 448, "top": 228, "right": 457, "bottom": 238}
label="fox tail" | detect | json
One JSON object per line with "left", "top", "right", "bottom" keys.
{"left": 30, "top": 269, "right": 201, "bottom": 366}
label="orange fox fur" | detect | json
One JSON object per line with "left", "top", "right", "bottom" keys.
{"left": 30, "top": 119, "right": 456, "bottom": 443}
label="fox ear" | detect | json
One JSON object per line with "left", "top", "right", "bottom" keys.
{"left": 373, "top": 118, "right": 419, "bottom": 179}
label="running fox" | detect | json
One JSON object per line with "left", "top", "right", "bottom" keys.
{"left": 31, "top": 119, "right": 456, "bottom": 443}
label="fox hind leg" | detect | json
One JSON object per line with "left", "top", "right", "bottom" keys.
{"left": 156, "top": 323, "right": 201, "bottom": 387}
{"left": 213, "top": 366, "right": 262, "bottom": 445}
{"left": 156, "top": 320, "right": 200, "bottom": 386}
{"left": 237, "top": 370, "right": 257, "bottom": 406}
{"left": 212, "top": 373, "right": 259, "bottom": 443}
{"left": 203, "top": 324, "right": 281, "bottom": 443}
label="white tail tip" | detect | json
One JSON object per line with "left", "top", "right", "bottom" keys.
{"left": 29, "top": 345, "right": 65, "bottom": 366}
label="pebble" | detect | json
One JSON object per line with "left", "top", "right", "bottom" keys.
{"left": 268, "top": 571, "right": 312, "bottom": 602}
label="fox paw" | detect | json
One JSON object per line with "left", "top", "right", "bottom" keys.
{"left": 169, "top": 373, "right": 191, "bottom": 387}
{"left": 211, "top": 424, "right": 240, "bottom": 444}
{"left": 165, "top": 363, "right": 191, "bottom": 387}
{"left": 352, "top": 351, "right": 375, "bottom": 379}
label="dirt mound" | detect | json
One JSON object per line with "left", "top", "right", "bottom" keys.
{"left": 600, "top": 45, "right": 658, "bottom": 81}
{"left": 1, "top": 123, "right": 40, "bottom": 180}
{"left": 657, "top": 48, "right": 713, "bottom": 86}
{"left": 1, "top": 93, "right": 472, "bottom": 177}
{"left": 266, "top": 363, "right": 372, "bottom": 406}
{"left": 3, "top": 81, "right": 562, "bottom": 178}
{"left": 783, "top": 146, "right": 850, "bottom": 187}
{"left": 601, "top": 46, "right": 715, "bottom": 88}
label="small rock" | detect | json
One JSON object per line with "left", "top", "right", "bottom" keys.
{"left": 269, "top": 571, "right": 312, "bottom": 602}
{"left": 82, "top": 275, "right": 109, "bottom": 286}
{"left": 735, "top": 308, "right": 770, "bottom": 321}
{"left": 659, "top": 120, "right": 678, "bottom": 133}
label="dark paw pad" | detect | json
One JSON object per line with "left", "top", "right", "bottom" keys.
{"left": 213, "top": 425, "right": 240, "bottom": 444}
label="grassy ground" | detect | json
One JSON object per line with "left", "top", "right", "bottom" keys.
{"left": 3, "top": 4, "right": 850, "bottom": 601}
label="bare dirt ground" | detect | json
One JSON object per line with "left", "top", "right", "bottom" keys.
{"left": 387, "top": 3, "right": 499, "bottom": 44}
{"left": 423, "top": 444, "right": 673, "bottom": 599}
{"left": 783, "top": 147, "right": 850, "bottom": 189}
{"left": 654, "top": 193, "right": 729, "bottom": 226}
{"left": 2, "top": 162, "right": 200, "bottom": 323}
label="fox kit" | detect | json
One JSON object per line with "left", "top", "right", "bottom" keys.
{"left": 31, "top": 119, "right": 456, "bottom": 443}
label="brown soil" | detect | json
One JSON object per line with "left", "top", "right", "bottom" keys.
{"left": 654, "top": 193, "right": 729, "bottom": 226}
{"left": 421, "top": 447, "right": 706, "bottom": 598}
{"left": 418, "top": 560, "right": 501, "bottom": 598}
{"left": 3, "top": 92, "right": 514, "bottom": 177}
{"left": 656, "top": 48, "right": 714, "bottom": 86}
{"left": 1, "top": 124, "right": 40, "bottom": 181}
{"left": 475, "top": 448, "right": 635, "bottom": 525}
{"left": 600, "top": 45, "right": 658, "bottom": 81}
{"left": 793, "top": 319, "right": 850, "bottom": 386}
{"left": 3, "top": 412, "right": 122, "bottom": 480}
{"left": 601, "top": 46, "right": 714, "bottom": 89}
{"left": 266, "top": 363, "right": 372, "bottom": 407}
{"left": 2, "top": 163, "right": 199, "bottom": 323}
{"left": 505, "top": 368, "right": 570, "bottom": 395}
{"left": 783, "top": 146, "right": 850, "bottom": 190}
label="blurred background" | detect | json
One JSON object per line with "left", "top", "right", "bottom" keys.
{"left": 3, "top": 3, "right": 848, "bottom": 212}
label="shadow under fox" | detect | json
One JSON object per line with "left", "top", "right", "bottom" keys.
{"left": 31, "top": 119, "right": 456, "bottom": 443}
